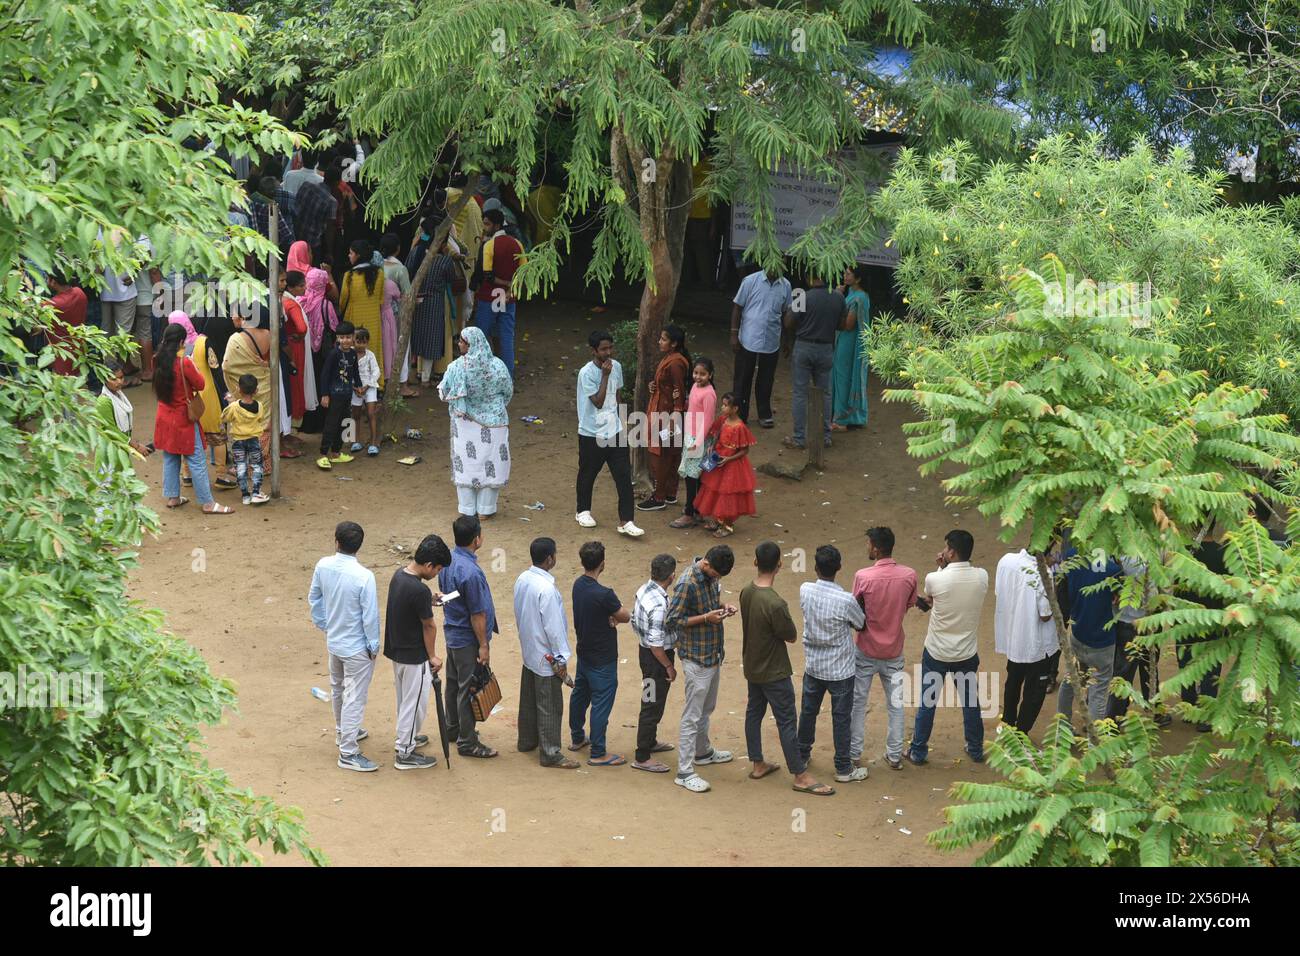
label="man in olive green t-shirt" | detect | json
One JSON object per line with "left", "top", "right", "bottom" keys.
{"left": 740, "top": 542, "right": 834, "bottom": 795}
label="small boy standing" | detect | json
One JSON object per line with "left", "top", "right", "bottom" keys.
{"left": 318, "top": 321, "right": 358, "bottom": 470}
{"left": 351, "top": 326, "right": 382, "bottom": 457}
{"left": 221, "top": 373, "right": 269, "bottom": 505}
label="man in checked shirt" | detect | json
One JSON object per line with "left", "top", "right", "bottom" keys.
{"left": 798, "top": 545, "right": 868, "bottom": 784}
{"left": 664, "top": 545, "right": 737, "bottom": 793}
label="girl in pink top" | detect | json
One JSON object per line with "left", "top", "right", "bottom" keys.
{"left": 670, "top": 357, "right": 719, "bottom": 529}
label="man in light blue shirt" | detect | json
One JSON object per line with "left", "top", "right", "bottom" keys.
{"left": 574, "top": 329, "right": 644, "bottom": 536}
{"left": 730, "top": 266, "right": 792, "bottom": 426}
{"left": 512, "top": 537, "right": 579, "bottom": 769}
{"left": 308, "top": 521, "right": 381, "bottom": 772}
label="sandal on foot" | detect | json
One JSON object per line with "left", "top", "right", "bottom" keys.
{"left": 668, "top": 515, "right": 699, "bottom": 529}
{"left": 202, "top": 503, "right": 235, "bottom": 515}
{"left": 587, "top": 753, "right": 626, "bottom": 767}
{"left": 650, "top": 741, "right": 674, "bottom": 753}
{"left": 567, "top": 738, "right": 590, "bottom": 753}
{"left": 165, "top": 497, "right": 189, "bottom": 509}
{"left": 792, "top": 781, "right": 836, "bottom": 796}
{"left": 632, "top": 759, "right": 671, "bottom": 773}
{"left": 712, "top": 525, "right": 734, "bottom": 538}
{"left": 458, "top": 744, "right": 498, "bottom": 758}
{"left": 749, "top": 763, "right": 780, "bottom": 780}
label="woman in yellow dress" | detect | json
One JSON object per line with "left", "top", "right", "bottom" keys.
{"left": 340, "top": 240, "right": 387, "bottom": 388}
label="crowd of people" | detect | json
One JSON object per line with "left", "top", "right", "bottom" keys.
{"left": 307, "top": 515, "right": 1222, "bottom": 787}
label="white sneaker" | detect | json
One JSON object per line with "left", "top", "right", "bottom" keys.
{"left": 617, "top": 520, "right": 645, "bottom": 538}
{"left": 674, "top": 773, "right": 711, "bottom": 793}
{"left": 835, "top": 766, "right": 869, "bottom": 783}
{"left": 694, "top": 749, "right": 733, "bottom": 765}
{"left": 575, "top": 511, "right": 597, "bottom": 528}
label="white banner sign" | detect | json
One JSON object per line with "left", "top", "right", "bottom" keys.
{"left": 730, "top": 145, "right": 898, "bottom": 268}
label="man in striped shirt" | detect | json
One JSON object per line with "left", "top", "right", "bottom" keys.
{"left": 797, "top": 545, "right": 867, "bottom": 784}
{"left": 630, "top": 554, "right": 679, "bottom": 773}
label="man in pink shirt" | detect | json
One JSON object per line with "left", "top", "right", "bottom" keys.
{"left": 849, "top": 527, "right": 922, "bottom": 770}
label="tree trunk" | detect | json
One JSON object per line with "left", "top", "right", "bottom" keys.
{"left": 382, "top": 191, "right": 472, "bottom": 420}
{"left": 1035, "top": 551, "right": 1089, "bottom": 739}
{"left": 631, "top": 155, "right": 692, "bottom": 483}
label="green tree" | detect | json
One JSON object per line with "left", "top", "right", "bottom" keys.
{"left": 871, "top": 134, "right": 1300, "bottom": 425}
{"left": 0, "top": 0, "right": 322, "bottom": 865}
{"left": 883, "top": 258, "right": 1300, "bottom": 866}
{"left": 336, "top": 0, "right": 999, "bottom": 436}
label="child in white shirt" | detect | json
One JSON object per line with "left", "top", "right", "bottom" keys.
{"left": 351, "top": 327, "right": 382, "bottom": 456}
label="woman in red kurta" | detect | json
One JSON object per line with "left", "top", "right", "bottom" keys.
{"left": 45, "top": 275, "right": 87, "bottom": 376}
{"left": 282, "top": 284, "right": 309, "bottom": 420}
{"left": 639, "top": 324, "right": 691, "bottom": 511}
{"left": 694, "top": 392, "right": 757, "bottom": 536}
{"left": 153, "top": 323, "right": 233, "bottom": 514}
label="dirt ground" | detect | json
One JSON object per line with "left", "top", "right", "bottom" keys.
{"left": 126, "top": 299, "right": 1199, "bottom": 866}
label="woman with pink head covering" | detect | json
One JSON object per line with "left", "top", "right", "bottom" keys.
{"left": 287, "top": 240, "right": 313, "bottom": 276}
{"left": 168, "top": 310, "right": 199, "bottom": 350}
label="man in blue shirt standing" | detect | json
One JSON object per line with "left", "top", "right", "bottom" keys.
{"left": 730, "top": 266, "right": 792, "bottom": 427}
{"left": 1056, "top": 547, "right": 1121, "bottom": 729}
{"left": 308, "top": 521, "right": 381, "bottom": 772}
{"left": 438, "top": 514, "right": 500, "bottom": 758}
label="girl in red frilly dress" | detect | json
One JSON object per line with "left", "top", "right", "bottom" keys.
{"left": 695, "top": 392, "right": 757, "bottom": 538}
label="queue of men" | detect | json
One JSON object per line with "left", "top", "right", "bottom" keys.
{"left": 307, "top": 517, "right": 1210, "bottom": 784}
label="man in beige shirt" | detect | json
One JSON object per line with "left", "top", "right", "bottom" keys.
{"left": 908, "top": 530, "right": 989, "bottom": 766}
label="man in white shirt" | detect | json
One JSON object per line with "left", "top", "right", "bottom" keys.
{"left": 994, "top": 549, "right": 1059, "bottom": 733}
{"left": 908, "top": 530, "right": 989, "bottom": 765}
{"left": 631, "top": 553, "right": 679, "bottom": 773}
{"left": 574, "top": 329, "right": 644, "bottom": 536}
{"left": 730, "top": 266, "right": 792, "bottom": 427}
{"left": 282, "top": 148, "right": 326, "bottom": 197}
{"left": 512, "top": 537, "right": 579, "bottom": 769}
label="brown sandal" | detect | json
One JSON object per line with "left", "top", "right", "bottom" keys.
{"left": 202, "top": 503, "right": 235, "bottom": 515}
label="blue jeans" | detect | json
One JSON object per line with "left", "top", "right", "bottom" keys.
{"left": 796, "top": 672, "right": 856, "bottom": 775}
{"left": 569, "top": 659, "right": 618, "bottom": 758}
{"left": 162, "top": 423, "right": 214, "bottom": 505}
{"left": 473, "top": 299, "right": 516, "bottom": 376}
{"left": 909, "top": 648, "right": 985, "bottom": 761}
{"left": 791, "top": 340, "right": 834, "bottom": 444}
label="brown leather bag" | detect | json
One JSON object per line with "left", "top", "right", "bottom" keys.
{"left": 468, "top": 664, "right": 502, "bottom": 722}
{"left": 186, "top": 391, "right": 205, "bottom": 423}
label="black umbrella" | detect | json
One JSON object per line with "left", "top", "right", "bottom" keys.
{"left": 430, "top": 669, "right": 451, "bottom": 770}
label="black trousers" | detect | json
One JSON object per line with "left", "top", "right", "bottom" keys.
{"left": 576, "top": 435, "right": 634, "bottom": 522}
{"left": 319, "top": 395, "right": 349, "bottom": 455}
{"left": 731, "top": 346, "right": 779, "bottom": 423}
{"left": 684, "top": 476, "right": 700, "bottom": 517}
{"left": 635, "top": 646, "right": 674, "bottom": 762}
{"left": 1108, "top": 621, "right": 1157, "bottom": 719}
{"left": 1176, "top": 633, "right": 1221, "bottom": 707}
{"left": 1003, "top": 657, "right": 1052, "bottom": 732}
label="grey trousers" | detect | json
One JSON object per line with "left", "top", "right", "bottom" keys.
{"left": 791, "top": 340, "right": 834, "bottom": 444}
{"left": 444, "top": 642, "right": 483, "bottom": 750}
{"left": 517, "top": 666, "right": 565, "bottom": 765}
{"left": 1057, "top": 636, "right": 1115, "bottom": 726}
{"left": 392, "top": 660, "right": 431, "bottom": 757}
{"left": 330, "top": 651, "right": 375, "bottom": 756}
{"left": 850, "top": 651, "right": 906, "bottom": 762}
{"left": 677, "top": 658, "right": 722, "bottom": 778}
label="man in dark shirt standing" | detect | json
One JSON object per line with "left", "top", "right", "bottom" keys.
{"left": 568, "top": 541, "right": 631, "bottom": 765}
{"left": 782, "top": 274, "right": 845, "bottom": 450}
{"left": 1056, "top": 548, "right": 1121, "bottom": 729}
{"left": 741, "top": 541, "right": 833, "bottom": 795}
{"left": 384, "top": 534, "right": 452, "bottom": 770}
{"left": 438, "top": 515, "right": 500, "bottom": 758}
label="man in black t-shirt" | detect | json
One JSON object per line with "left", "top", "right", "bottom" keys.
{"left": 567, "top": 541, "right": 631, "bottom": 766}
{"left": 385, "top": 534, "right": 452, "bottom": 769}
